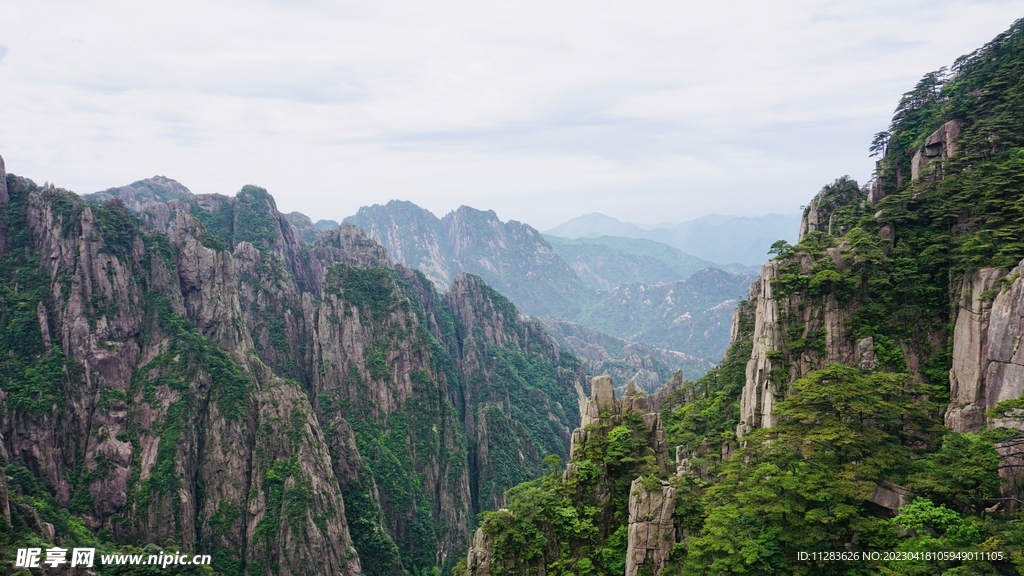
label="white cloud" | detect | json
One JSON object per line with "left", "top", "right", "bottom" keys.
{"left": 0, "top": 0, "right": 1018, "bottom": 229}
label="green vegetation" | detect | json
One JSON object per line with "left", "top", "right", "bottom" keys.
{"left": 233, "top": 185, "right": 279, "bottom": 252}
{"left": 476, "top": 410, "right": 663, "bottom": 576}
{"left": 575, "top": 268, "right": 752, "bottom": 360}
{"left": 0, "top": 458, "right": 212, "bottom": 575}
{"left": 94, "top": 199, "right": 139, "bottom": 260}
{"left": 325, "top": 264, "right": 400, "bottom": 321}
{"left": 0, "top": 184, "right": 80, "bottom": 416}
{"left": 136, "top": 295, "right": 254, "bottom": 422}
{"left": 683, "top": 366, "right": 934, "bottom": 574}
{"left": 319, "top": 268, "right": 466, "bottom": 575}
{"left": 874, "top": 18, "right": 1024, "bottom": 277}
{"left": 189, "top": 202, "right": 234, "bottom": 250}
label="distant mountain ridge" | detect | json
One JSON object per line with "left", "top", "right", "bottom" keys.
{"left": 545, "top": 235, "right": 757, "bottom": 292}
{"left": 344, "top": 200, "right": 755, "bottom": 381}
{"left": 345, "top": 200, "right": 587, "bottom": 319}
{"left": 544, "top": 211, "right": 801, "bottom": 266}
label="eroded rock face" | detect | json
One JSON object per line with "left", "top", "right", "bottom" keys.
{"left": 736, "top": 222, "right": 870, "bottom": 439}
{"left": 944, "top": 259, "right": 1024, "bottom": 498}
{"left": 626, "top": 478, "right": 676, "bottom": 576}
{"left": 737, "top": 261, "right": 783, "bottom": 437}
{"left": 946, "top": 266, "right": 1010, "bottom": 433}
{"left": 580, "top": 375, "right": 617, "bottom": 428}
{"left": 0, "top": 153, "right": 8, "bottom": 204}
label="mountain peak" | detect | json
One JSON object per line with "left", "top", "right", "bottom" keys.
{"left": 82, "top": 175, "right": 194, "bottom": 212}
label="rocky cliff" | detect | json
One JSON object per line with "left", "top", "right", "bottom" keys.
{"left": 735, "top": 20, "right": 1024, "bottom": 460}
{"left": 0, "top": 166, "right": 586, "bottom": 576}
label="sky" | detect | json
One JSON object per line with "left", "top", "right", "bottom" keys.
{"left": 0, "top": 1, "right": 1019, "bottom": 231}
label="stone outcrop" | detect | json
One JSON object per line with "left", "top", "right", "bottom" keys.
{"left": 798, "top": 177, "right": 866, "bottom": 242}
{"left": 911, "top": 119, "right": 961, "bottom": 181}
{"left": 82, "top": 175, "right": 194, "bottom": 213}
{"left": 580, "top": 375, "right": 617, "bottom": 427}
{"left": 0, "top": 152, "right": 8, "bottom": 204}
{"left": 868, "top": 482, "right": 915, "bottom": 516}
{"left": 468, "top": 376, "right": 673, "bottom": 576}
{"left": 626, "top": 478, "right": 676, "bottom": 576}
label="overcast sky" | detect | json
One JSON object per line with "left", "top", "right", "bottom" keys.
{"left": 0, "top": 2, "right": 1018, "bottom": 230}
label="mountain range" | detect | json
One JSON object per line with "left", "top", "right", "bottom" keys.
{"left": 343, "top": 201, "right": 754, "bottom": 386}
{"left": 544, "top": 211, "right": 800, "bottom": 266}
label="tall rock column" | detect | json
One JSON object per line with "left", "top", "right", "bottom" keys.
{"left": 737, "top": 260, "right": 783, "bottom": 437}
{"left": 626, "top": 478, "right": 676, "bottom": 576}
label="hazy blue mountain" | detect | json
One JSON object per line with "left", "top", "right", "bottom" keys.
{"left": 542, "top": 212, "right": 650, "bottom": 239}
{"left": 545, "top": 212, "right": 801, "bottom": 266}
{"left": 545, "top": 235, "right": 757, "bottom": 291}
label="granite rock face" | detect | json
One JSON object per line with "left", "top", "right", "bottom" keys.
{"left": 346, "top": 201, "right": 587, "bottom": 319}
{"left": 945, "top": 266, "right": 1011, "bottom": 433}
{"left": 944, "top": 260, "right": 1024, "bottom": 496}
{"left": 0, "top": 159, "right": 586, "bottom": 575}
{"left": 737, "top": 260, "right": 783, "bottom": 437}
{"left": 82, "top": 175, "right": 194, "bottom": 213}
{"left": 626, "top": 478, "right": 676, "bottom": 576}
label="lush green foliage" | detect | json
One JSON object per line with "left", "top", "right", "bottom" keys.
{"left": 477, "top": 411, "right": 664, "bottom": 576}
{"left": 325, "top": 264, "right": 400, "bottom": 321}
{"left": 232, "top": 185, "right": 280, "bottom": 252}
{"left": 684, "top": 366, "right": 930, "bottom": 574}
{"left": 876, "top": 18, "right": 1024, "bottom": 277}
{"left": 0, "top": 185, "right": 79, "bottom": 416}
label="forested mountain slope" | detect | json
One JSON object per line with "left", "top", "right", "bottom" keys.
{"left": 0, "top": 162, "right": 587, "bottom": 576}
{"left": 463, "top": 18, "right": 1024, "bottom": 576}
